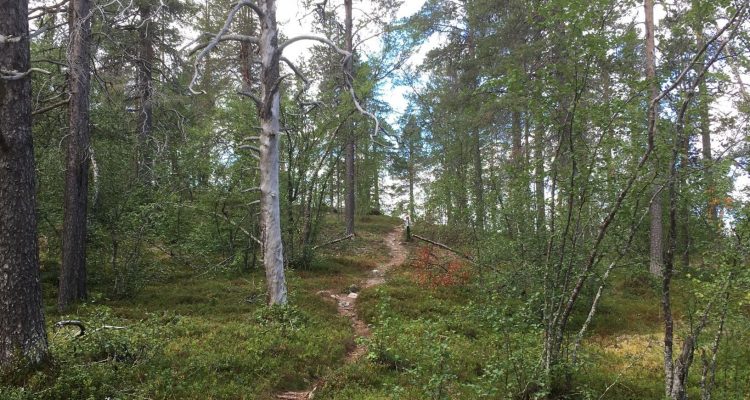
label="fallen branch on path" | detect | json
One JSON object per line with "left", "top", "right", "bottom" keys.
{"left": 312, "top": 234, "right": 354, "bottom": 250}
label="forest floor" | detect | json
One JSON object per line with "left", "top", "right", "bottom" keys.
{"left": 2, "top": 214, "right": 749, "bottom": 399}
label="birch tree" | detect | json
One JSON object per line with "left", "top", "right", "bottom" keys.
{"left": 645, "top": 0, "right": 663, "bottom": 277}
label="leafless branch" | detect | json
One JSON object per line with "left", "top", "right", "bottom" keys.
{"left": 54, "top": 320, "right": 86, "bottom": 337}
{"left": 189, "top": 33, "right": 260, "bottom": 56}
{"left": 188, "top": 1, "right": 261, "bottom": 94}
{"left": 413, "top": 234, "right": 478, "bottom": 265}
{"left": 278, "top": 34, "right": 350, "bottom": 58}
{"left": 280, "top": 56, "right": 309, "bottom": 85}
{"left": 237, "top": 144, "right": 260, "bottom": 153}
{"left": 0, "top": 34, "right": 22, "bottom": 43}
{"left": 32, "top": 96, "right": 70, "bottom": 116}
{"left": 238, "top": 90, "right": 262, "bottom": 107}
{"left": 312, "top": 234, "right": 354, "bottom": 250}
{"left": 1, "top": 67, "right": 51, "bottom": 80}
{"left": 651, "top": 3, "right": 747, "bottom": 106}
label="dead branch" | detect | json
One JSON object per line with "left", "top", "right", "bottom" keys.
{"left": 278, "top": 34, "right": 350, "bottom": 58}
{"left": 280, "top": 56, "right": 309, "bottom": 85}
{"left": 652, "top": 3, "right": 747, "bottom": 106}
{"left": 188, "top": 0, "right": 261, "bottom": 94}
{"left": 54, "top": 320, "right": 86, "bottom": 337}
{"left": 189, "top": 33, "right": 260, "bottom": 56}
{"left": 412, "top": 234, "right": 476, "bottom": 264}
{"left": 0, "top": 34, "right": 22, "bottom": 44}
{"left": 312, "top": 234, "right": 354, "bottom": 250}
{"left": 1, "top": 67, "right": 51, "bottom": 80}
{"left": 238, "top": 90, "right": 262, "bottom": 107}
{"left": 32, "top": 96, "right": 70, "bottom": 116}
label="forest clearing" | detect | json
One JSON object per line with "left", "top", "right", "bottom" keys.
{"left": 1, "top": 0, "right": 750, "bottom": 399}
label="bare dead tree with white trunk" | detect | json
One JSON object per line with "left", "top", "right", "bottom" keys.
{"left": 188, "top": 0, "right": 379, "bottom": 305}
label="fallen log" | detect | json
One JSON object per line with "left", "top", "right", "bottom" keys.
{"left": 312, "top": 234, "right": 354, "bottom": 250}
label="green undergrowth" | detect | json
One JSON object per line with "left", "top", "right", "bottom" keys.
{"left": 316, "top": 251, "right": 750, "bottom": 399}
{"left": 4, "top": 213, "right": 748, "bottom": 399}
{"left": 1, "top": 214, "right": 400, "bottom": 399}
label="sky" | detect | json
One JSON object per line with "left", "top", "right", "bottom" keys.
{"left": 277, "top": 0, "right": 431, "bottom": 212}
{"left": 279, "top": 0, "right": 430, "bottom": 124}
{"left": 278, "top": 1, "right": 747, "bottom": 208}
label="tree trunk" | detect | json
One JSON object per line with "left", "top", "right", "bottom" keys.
{"left": 258, "top": 0, "right": 287, "bottom": 305}
{"left": 137, "top": 4, "right": 154, "bottom": 184}
{"left": 372, "top": 156, "right": 380, "bottom": 211}
{"left": 645, "top": 0, "right": 663, "bottom": 277}
{"left": 699, "top": 80, "right": 716, "bottom": 224}
{"left": 0, "top": 0, "right": 49, "bottom": 367}
{"left": 59, "top": 0, "right": 92, "bottom": 311}
{"left": 408, "top": 145, "right": 415, "bottom": 220}
{"left": 679, "top": 125, "right": 691, "bottom": 268}
{"left": 343, "top": 0, "right": 355, "bottom": 236}
{"left": 534, "top": 123, "right": 545, "bottom": 236}
{"left": 509, "top": 109, "right": 524, "bottom": 238}
{"left": 472, "top": 127, "right": 484, "bottom": 232}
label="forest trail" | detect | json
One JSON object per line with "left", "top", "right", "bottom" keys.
{"left": 276, "top": 227, "right": 407, "bottom": 400}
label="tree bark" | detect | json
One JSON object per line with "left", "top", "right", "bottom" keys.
{"left": 258, "top": 0, "right": 287, "bottom": 305}
{"left": 534, "top": 123, "right": 545, "bottom": 237}
{"left": 645, "top": 0, "right": 663, "bottom": 277}
{"left": 59, "top": 0, "right": 92, "bottom": 311}
{"left": 698, "top": 80, "right": 717, "bottom": 224}
{"left": 472, "top": 126, "right": 484, "bottom": 232}
{"left": 343, "top": 0, "right": 355, "bottom": 236}
{"left": 0, "top": 0, "right": 49, "bottom": 367}
{"left": 408, "top": 147, "right": 415, "bottom": 220}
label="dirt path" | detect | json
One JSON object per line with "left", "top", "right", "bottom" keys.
{"left": 276, "top": 227, "right": 407, "bottom": 400}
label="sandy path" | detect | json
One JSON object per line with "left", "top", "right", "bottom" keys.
{"left": 276, "top": 228, "right": 406, "bottom": 400}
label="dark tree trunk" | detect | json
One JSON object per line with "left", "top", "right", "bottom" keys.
{"left": 509, "top": 109, "right": 524, "bottom": 238}
{"left": 343, "top": 0, "right": 355, "bottom": 236}
{"left": 59, "top": 0, "right": 92, "bottom": 311}
{"left": 239, "top": 8, "right": 255, "bottom": 89}
{"left": 0, "top": 0, "right": 49, "bottom": 367}
{"left": 137, "top": 4, "right": 154, "bottom": 184}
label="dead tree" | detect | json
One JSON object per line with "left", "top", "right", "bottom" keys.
{"left": 189, "top": 0, "right": 378, "bottom": 305}
{"left": 343, "top": 0, "right": 355, "bottom": 236}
